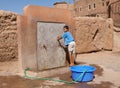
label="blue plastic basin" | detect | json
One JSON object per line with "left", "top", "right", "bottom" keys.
{"left": 70, "top": 65, "right": 96, "bottom": 82}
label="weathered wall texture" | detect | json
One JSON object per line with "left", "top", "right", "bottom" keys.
{"left": 110, "top": 0, "right": 120, "bottom": 27}
{"left": 113, "top": 27, "right": 120, "bottom": 51}
{"left": 53, "top": 2, "right": 69, "bottom": 9}
{"left": 75, "top": 17, "right": 113, "bottom": 53}
{"left": 0, "top": 10, "right": 17, "bottom": 61}
{"left": 74, "top": 0, "right": 109, "bottom": 18}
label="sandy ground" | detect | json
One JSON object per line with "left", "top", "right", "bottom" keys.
{"left": 76, "top": 51, "right": 120, "bottom": 88}
{"left": 0, "top": 51, "right": 120, "bottom": 88}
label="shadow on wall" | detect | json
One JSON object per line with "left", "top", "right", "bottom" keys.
{"left": 58, "top": 40, "right": 70, "bottom": 64}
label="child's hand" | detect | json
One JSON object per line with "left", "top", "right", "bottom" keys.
{"left": 57, "top": 36, "right": 61, "bottom": 40}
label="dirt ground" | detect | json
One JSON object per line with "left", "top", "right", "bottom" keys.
{"left": 0, "top": 51, "right": 120, "bottom": 88}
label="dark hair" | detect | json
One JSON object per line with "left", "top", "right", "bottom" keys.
{"left": 63, "top": 25, "right": 69, "bottom": 30}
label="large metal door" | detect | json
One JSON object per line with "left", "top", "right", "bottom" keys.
{"left": 37, "top": 22, "right": 66, "bottom": 70}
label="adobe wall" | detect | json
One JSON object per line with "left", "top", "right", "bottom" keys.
{"left": 110, "top": 0, "right": 120, "bottom": 27}
{"left": 74, "top": 0, "right": 108, "bottom": 18}
{"left": 53, "top": 2, "right": 74, "bottom": 13}
{"left": 0, "top": 10, "right": 17, "bottom": 62}
{"left": 75, "top": 17, "right": 113, "bottom": 53}
{"left": 53, "top": 2, "right": 69, "bottom": 9}
{"left": 113, "top": 27, "right": 120, "bottom": 51}
{"left": 17, "top": 5, "right": 75, "bottom": 70}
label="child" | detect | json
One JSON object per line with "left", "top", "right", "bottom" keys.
{"left": 57, "top": 25, "right": 75, "bottom": 66}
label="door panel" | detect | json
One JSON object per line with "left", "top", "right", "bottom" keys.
{"left": 37, "top": 22, "right": 66, "bottom": 70}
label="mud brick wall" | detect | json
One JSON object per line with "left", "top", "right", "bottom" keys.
{"left": 74, "top": 0, "right": 108, "bottom": 18}
{"left": 113, "top": 27, "right": 120, "bottom": 51}
{"left": 0, "top": 10, "right": 17, "bottom": 62}
{"left": 75, "top": 17, "right": 113, "bottom": 53}
{"left": 17, "top": 5, "right": 74, "bottom": 70}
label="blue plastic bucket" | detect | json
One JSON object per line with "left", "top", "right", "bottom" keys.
{"left": 70, "top": 65, "right": 96, "bottom": 82}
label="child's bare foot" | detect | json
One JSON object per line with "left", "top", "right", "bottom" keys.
{"left": 70, "top": 63, "right": 74, "bottom": 66}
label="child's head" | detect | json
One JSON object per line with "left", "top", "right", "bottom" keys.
{"left": 63, "top": 25, "right": 69, "bottom": 32}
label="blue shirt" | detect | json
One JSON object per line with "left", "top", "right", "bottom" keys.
{"left": 62, "top": 32, "right": 74, "bottom": 46}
